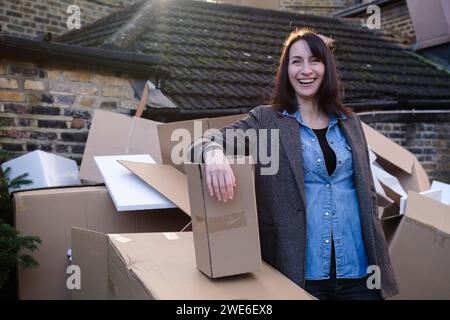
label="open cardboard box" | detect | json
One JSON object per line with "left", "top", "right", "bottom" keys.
{"left": 80, "top": 109, "right": 245, "bottom": 182}
{"left": 118, "top": 156, "right": 262, "bottom": 279}
{"left": 362, "top": 123, "right": 430, "bottom": 222}
{"left": 71, "top": 229, "right": 315, "bottom": 300}
{"left": 14, "top": 186, "right": 190, "bottom": 300}
{"left": 388, "top": 191, "right": 450, "bottom": 299}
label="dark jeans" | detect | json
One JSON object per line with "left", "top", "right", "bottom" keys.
{"left": 304, "top": 244, "right": 383, "bottom": 300}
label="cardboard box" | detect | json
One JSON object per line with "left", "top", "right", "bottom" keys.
{"left": 14, "top": 186, "right": 190, "bottom": 300}
{"left": 389, "top": 191, "right": 450, "bottom": 299}
{"left": 185, "top": 160, "right": 261, "bottom": 278}
{"left": 71, "top": 230, "right": 315, "bottom": 300}
{"left": 362, "top": 123, "right": 430, "bottom": 220}
{"left": 1, "top": 150, "right": 80, "bottom": 193}
{"left": 80, "top": 109, "right": 245, "bottom": 182}
{"left": 119, "top": 157, "right": 262, "bottom": 278}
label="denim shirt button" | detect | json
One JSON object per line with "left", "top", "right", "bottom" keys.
{"left": 325, "top": 239, "right": 330, "bottom": 244}
{"left": 317, "top": 159, "right": 321, "bottom": 162}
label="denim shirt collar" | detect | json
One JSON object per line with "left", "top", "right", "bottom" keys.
{"left": 282, "top": 109, "right": 347, "bottom": 128}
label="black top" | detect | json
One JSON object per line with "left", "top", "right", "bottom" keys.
{"left": 312, "top": 127, "right": 336, "bottom": 177}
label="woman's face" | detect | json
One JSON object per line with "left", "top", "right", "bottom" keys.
{"left": 288, "top": 40, "right": 325, "bottom": 102}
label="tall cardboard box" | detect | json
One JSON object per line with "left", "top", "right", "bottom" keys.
{"left": 119, "top": 157, "right": 262, "bottom": 278}
{"left": 184, "top": 160, "right": 261, "bottom": 278}
{"left": 14, "top": 186, "right": 190, "bottom": 300}
{"left": 80, "top": 109, "right": 245, "bottom": 182}
{"left": 72, "top": 230, "right": 315, "bottom": 300}
{"left": 389, "top": 191, "right": 450, "bottom": 299}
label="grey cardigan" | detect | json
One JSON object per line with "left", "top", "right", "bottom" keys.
{"left": 191, "top": 105, "right": 399, "bottom": 299}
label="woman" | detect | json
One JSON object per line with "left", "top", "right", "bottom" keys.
{"left": 192, "top": 28, "right": 399, "bottom": 300}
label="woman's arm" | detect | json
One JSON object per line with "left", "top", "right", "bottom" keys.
{"left": 187, "top": 106, "right": 264, "bottom": 202}
{"left": 188, "top": 106, "right": 263, "bottom": 163}
{"left": 354, "top": 114, "right": 379, "bottom": 218}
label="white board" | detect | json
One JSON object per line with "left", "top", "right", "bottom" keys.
{"left": 1, "top": 150, "right": 80, "bottom": 193}
{"left": 94, "top": 154, "right": 176, "bottom": 211}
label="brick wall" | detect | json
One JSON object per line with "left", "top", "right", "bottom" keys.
{"left": 0, "top": 58, "right": 140, "bottom": 164}
{"left": 348, "top": 0, "right": 416, "bottom": 45}
{"left": 367, "top": 121, "right": 450, "bottom": 184}
{"left": 0, "top": 0, "right": 141, "bottom": 39}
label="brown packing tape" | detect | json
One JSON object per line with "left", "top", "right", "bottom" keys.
{"left": 433, "top": 231, "right": 448, "bottom": 248}
{"left": 14, "top": 195, "right": 27, "bottom": 214}
{"left": 195, "top": 211, "right": 247, "bottom": 233}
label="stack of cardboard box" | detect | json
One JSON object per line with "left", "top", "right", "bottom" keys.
{"left": 7, "top": 106, "right": 449, "bottom": 300}
{"left": 361, "top": 123, "right": 450, "bottom": 299}
{"left": 10, "top": 108, "right": 313, "bottom": 300}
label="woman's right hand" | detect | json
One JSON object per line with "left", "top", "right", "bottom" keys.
{"left": 204, "top": 149, "right": 236, "bottom": 202}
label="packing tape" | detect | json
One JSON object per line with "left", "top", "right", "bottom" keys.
{"left": 195, "top": 211, "right": 247, "bottom": 233}
{"left": 163, "top": 233, "right": 179, "bottom": 240}
{"left": 14, "top": 196, "right": 26, "bottom": 214}
{"left": 433, "top": 231, "right": 449, "bottom": 248}
{"left": 109, "top": 234, "right": 131, "bottom": 243}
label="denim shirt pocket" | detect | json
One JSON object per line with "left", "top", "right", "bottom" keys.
{"left": 339, "top": 140, "right": 354, "bottom": 172}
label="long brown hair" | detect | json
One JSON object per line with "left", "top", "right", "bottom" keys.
{"left": 270, "top": 28, "right": 350, "bottom": 116}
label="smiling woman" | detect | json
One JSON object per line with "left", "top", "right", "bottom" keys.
{"left": 194, "top": 28, "right": 399, "bottom": 301}
{"left": 271, "top": 28, "right": 350, "bottom": 126}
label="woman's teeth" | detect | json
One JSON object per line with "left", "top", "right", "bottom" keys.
{"left": 298, "top": 79, "right": 315, "bottom": 84}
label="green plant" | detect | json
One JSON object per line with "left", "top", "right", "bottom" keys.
{"left": 0, "top": 221, "right": 41, "bottom": 288}
{"left": 0, "top": 149, "right": 41, "bottom": 289}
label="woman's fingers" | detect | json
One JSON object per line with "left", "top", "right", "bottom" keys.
{"left": 206, "top": 171, "right": 214, "bottom": 197}
{"left": 204, "top": 149, "right": 237, "bottom": 202}
{"left": 211, "top": 173, "right": 222, "bottom": 202}
{"left": 225, "top": 173, "right": 234, "bottom": 200}
{"left": 218, "top": 174, "right": 228, "bottom": 202}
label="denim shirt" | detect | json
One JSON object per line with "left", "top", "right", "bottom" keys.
{"left": 283, "top": 110, "right": 368, "bottom": 280}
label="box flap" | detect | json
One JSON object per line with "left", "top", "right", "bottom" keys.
{"left": 405, "top": 191, "right": 450, "bottom": 234}
{"left": 118, "top": 161, "right": 191, "bottom": 216}
{"left": 80, "top": 110, "right": 134, "bottom": 182}
{"left": 157, "top": 119, "right": 208, "bottom": 173}
{"left": 71, "top": 227, "right": 109, "bottom": 300}
{"left": 362, "top": 122, "right": 414, "bottom": 174}
{"left": 207, "top": 114, "right": 247, "bottom": 129}
{"left": 80, "top": 110, "right": 163, "bottom": 183}
{"left": 128, "top": 117, "right": 163, "bottom": 164}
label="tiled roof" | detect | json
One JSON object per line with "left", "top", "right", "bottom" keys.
{"left": 57, "top": 0, "right": 450, "bottom": 112}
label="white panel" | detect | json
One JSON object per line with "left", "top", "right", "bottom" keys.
{"left": 94, "top": 154, "right": 176, "bottom": 211}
